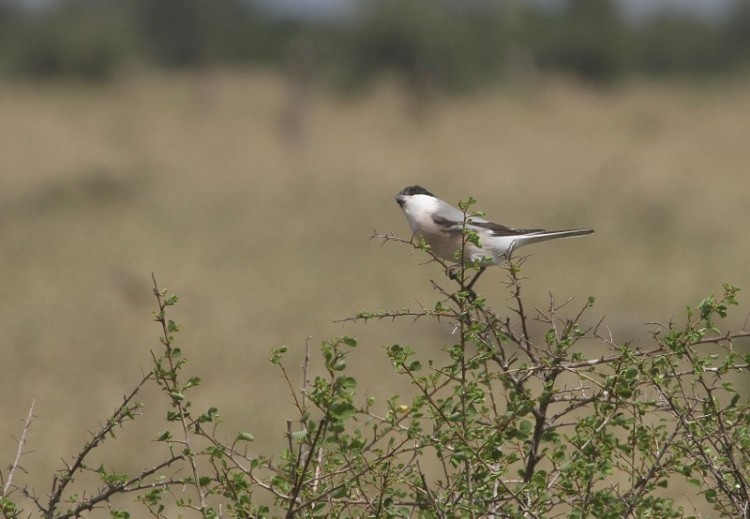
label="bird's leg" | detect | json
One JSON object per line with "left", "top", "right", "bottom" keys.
{"left": 466, "top": 267, "right": 486, "bottom": 292}
{"left": 446, "top": 264, "right": 485, "bottom": 288}
{"left": 446, "top": 264, "right": 484, "bottom": 301}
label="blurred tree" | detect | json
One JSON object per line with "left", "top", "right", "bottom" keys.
{"left": 0, "top": 2, "right": 18, "bottom": 66}
{"left": 1, "top": 0, "right": 135, "bottom": 80}
{"left": 0, "top": 0, "right": 306, "bottom": 79}
{"left": 636, "top": 14, "right": 728, "bottom": 76}
{"left": 0, "top": 1, "right": 17, "bottom": 37}
{"left": 131, "top": 0, "right": 250, "bottom": 67}
{"left": 332, "top": 0, "right": 508, "bottom": 101}
{"left": 0, "top": 0, "right": 748, "bottom": 86}
{"left": 532, "top": 0, "right": 630, "bottom": 84}
{"left": 725, "top": 0, "right": 750, "bottom": 69}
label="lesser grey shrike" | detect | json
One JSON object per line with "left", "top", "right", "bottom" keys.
{"left": 395, "top": 185, "right": 593, "bottom": 286}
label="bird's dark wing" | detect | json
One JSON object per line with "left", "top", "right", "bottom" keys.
{"left": 432, "top": 214, "right": 465, "bottom": 233}
{"left": 432, "top": 214, "right": 544, "bottom": 237}
{"left": 470, "top": 220, "right": 545, "bottom": 237}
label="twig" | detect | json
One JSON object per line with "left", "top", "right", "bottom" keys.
{"left": 2, "top": 399, "right": 35, "bottom": 496}
{"left": 285, "top": 418, "right": 328, "bottom": 518}
{"left": 151, "top": 274, "right": 206, "bottom": 511}
{"left": 45, "top": 372, "right": 151, "bottom": 517}
{"left": 54, "top": 454, "right": 185, "bottom": 519}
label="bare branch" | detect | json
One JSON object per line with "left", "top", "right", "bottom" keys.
{"left": 2, "top": 399, "right": 35, "bottom": 497}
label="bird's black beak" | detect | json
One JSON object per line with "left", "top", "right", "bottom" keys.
{"left": 395, "top": 195, "right": 405, "bottom": 207}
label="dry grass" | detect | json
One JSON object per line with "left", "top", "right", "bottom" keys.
{"left": 1, "top": 69, "right": 749, "bottom": 505}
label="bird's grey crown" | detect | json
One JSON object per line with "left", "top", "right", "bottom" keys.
{"left": 397, "top": 185, "right": 435, "bottom": 198}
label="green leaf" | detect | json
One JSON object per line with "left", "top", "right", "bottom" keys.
{"left": 157, "top": 431, "right": 173, "bottom": 441}
{"left": 270, "top": 346, "right": 288, "bottom": 364}
{"left": 341, "top": 336, "right": 357, "bottom": 347}
{"left": 167, "top": 320, "right": 181, "bottom": 333}
{"left": 330, "top": 403, "right": 356, "bottom": 421}
{"left": 458, "top": 196, "right": 476, "bottom": 211}
{"left": 335, "top": 376, "right": 357, "bottom": 391}
{"left": 291, "top": 430, "right": 308, "bottom": 441}
{"left": 319, "top": 485, "right": 344, "bottom": 500}
{"left": 184, "top": 376, "right": 201, "bottom": 389}
{"left": 199, "top": 407, "right": 219, "bottom": 423}
{"left": 237, "top": 431, "right": 255, "bottom": 442}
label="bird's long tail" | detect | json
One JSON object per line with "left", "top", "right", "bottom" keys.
{"left": 516, "top": 228, "right": 594, "bottom": 248}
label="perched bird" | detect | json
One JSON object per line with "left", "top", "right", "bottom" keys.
{"left": 395, "top": 185, "right": 593, "bottom": 267}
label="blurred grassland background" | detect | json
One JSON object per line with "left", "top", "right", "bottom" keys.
{"left": 1, "top": 0, "right": 750, "bottom": 503}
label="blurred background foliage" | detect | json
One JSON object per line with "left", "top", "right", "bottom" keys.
{"left": 1, "top": 0, "right": 750, "bottom": 86}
